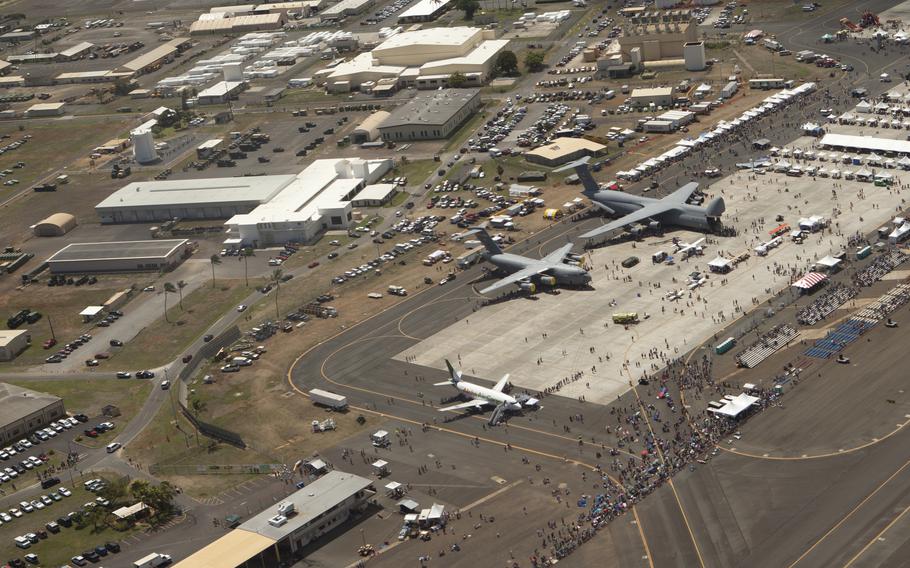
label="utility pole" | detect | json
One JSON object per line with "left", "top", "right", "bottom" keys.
{"left": 243, "top": 252, "right": 249, "bottom": 287}
{"left": 47, "top": 315, "right": 56, "bottom": 341}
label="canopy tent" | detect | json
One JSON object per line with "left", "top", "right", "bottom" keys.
{"left": 707, "top": 257, "right": 732, "bottom": 273}
{"left": 816, "top": 256, "right": 842, "bottom": 270}
{"left": 708, "top": 393, "right": 760, "bottom": 418}
{"left": 792, "top": 271, "right": 829, "bottom": 290}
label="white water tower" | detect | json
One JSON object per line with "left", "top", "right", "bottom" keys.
{"left": 131, "top": 121, "right": 158, "bottom": 164}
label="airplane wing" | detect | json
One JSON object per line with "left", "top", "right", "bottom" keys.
{"left": 664, "top": 182, "right": 701, "bottom": 205}
{"left": 478, "top": 266, "right": 544, "bottom": 294}
{"left": 590, "top": 200, "right": 616, "bottom": 216}
{"left": 492, "top": 374, "right": 510, "bottom": 392}
{"left": 542, "top": 243, "right": 574, "bottom": 264}
{"left": 439, "top": 399, "right": 488, "bottom": 412}
{"left": 580, "top": 203, "right": 665, "bottom": 240}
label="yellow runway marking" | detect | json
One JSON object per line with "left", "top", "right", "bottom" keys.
{"left": 788, "top": 457, "right": 910, "bottom": 568}
{"left": 842, "top": 502, "right": 910, "bottom": 568}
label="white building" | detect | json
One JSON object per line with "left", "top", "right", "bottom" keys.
{"left": 226, "top": 157, "right": 391, "bottom": 246}
{"left": 96, "top": 158, "right": 392, "bottom": 246}
{"left": 317, "top": 26, "right": 508, "bottom": 92}
{"left": 398, "top": 0, "right": 452, "bottom": 23}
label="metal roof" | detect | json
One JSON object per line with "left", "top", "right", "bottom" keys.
{"left": 380, "top": 89, "right": 479, "bottom": 129}
{"left": 399, "top": 0, "right": 451, "bottom": 19}
{"left": 171, "top": 529, "right": 275, "bottom": 568}
{"left": 121, "top": 38, "right": 189, "bottom": 72}
{"left": 96, "top": 176, "right": 293, "bottom": 209}
{"left": 48, "top": 240, "right": 188, "bottom": 263}
{"left": 525, "top": 137, "right": 606, "bottom": 161}
{"left": 237, "top": 470, "right": 373, "bottom": 540}
{"left": 59, "top": 42, "right": 94, "bottom": 57}
{"left": 0, "top": 382, "right": 61, "bottom": 423}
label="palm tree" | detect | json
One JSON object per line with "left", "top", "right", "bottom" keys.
{"left": 270, "top": 268, "right": 284, "bottom": 319}
{"left": 163, "top": 282, "right": 177, "bottom": 323}
{"left": 209, "top": 255, "right": 221, "bottom": 288}
{"left": 176, "top": 280, "right": 187, "bottom": 310}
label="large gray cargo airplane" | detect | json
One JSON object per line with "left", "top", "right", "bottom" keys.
{"left": 556, "top": 157, "right": 726, "bottom": 242}
{"left": 467, "top": 227, "right": 591, "bottom": 294}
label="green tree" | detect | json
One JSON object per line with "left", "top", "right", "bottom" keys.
{"left": 455, "top": 0, "right": 479, "bottom": 20}
{"left": 494, "top": 50, "right": 519, "bottom": 77}
{"left": 190, "top": 397, "right": 207, "bottom": 417}
{"left": 85, "top": 503, "right": 108, "bottom": 531}
{"left": 209, "top": 254, "right": 221, "bottom": 288}
{"left": 113, "top": 78, "right": 134, "bottom": 96}
{"left": 525, "top": 51, "right": 546, "bottom": 72}
{"left": 448, "top": 72, "right": 468, "bottom": 88}
{"left": 176, "top": 280, "right": 187, "bottom": 310}
{"left": 99, "top": 476, "right": 130, "bottom": 507}
{"left": 163, "top": 282, "right": 177, "bottom": 323}
{"left": 270, "top": 268, "right": 284, "bottom": 319}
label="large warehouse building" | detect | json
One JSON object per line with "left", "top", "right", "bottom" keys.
{"left": 525, "top": 137, "right": 606, "bottom": 167}
{"left": 317, "top": 26, "right": 508, "bottom": 92}
{"left": 96, "top": 158, "right": 392, "bottom": 246}
{"left": 173, "top": 471, "right": 374, "bottom": 568}
{"left": 0, "top": 382, "right": 65, "bottom": 444}
{"left": 0, "top": 330, "right": 30, "bottom": 362}
{"left": 379, "top": 89, "right": 481, "bottom": 142}
{"left": 618, "top": 22, "right": 697, "bottom": 61}
{"left": 46, "top": 239, "right": 190, "bottom": 274}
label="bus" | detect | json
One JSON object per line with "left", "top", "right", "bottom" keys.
{"left": 715, "top": 337, "right": 736, "bottom": 355}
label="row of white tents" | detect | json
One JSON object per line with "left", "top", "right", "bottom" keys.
{"left": 615, "top": 82, "right": 817, "bottom": 181}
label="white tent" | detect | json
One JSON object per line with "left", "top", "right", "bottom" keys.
{"left": 855, "top": 100, "right": 873, "bottom": 113}
{"left": 898, "top": 156, "right": 910, "bottom": 170}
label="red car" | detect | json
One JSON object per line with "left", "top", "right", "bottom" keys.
{"left": 43, "top": 338, "right": 57, "bottom": 349}
{"left": 308, "top": 261, "right": 320, "bottom": 268}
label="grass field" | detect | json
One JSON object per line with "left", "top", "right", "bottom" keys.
{"left": 109, "top": 282, "right": 249, "bottom": 370}
{"left": 124, "top": 402, "right": 265, "bottom": 498}
{"left": 390, "top": 159, "right": 437, "bottom": 187}
{"left": 7, "top": 378, "right": 151, "bottom": 422}
{"left": 0, "top": 478, "right": 138, "bottom": 568}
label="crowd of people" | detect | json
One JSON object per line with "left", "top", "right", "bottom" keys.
{"left": 796, "top": 282, "right": 858, "bottom": 325}
{"left": 853, "top": 249, "right": 908, "bottom": 286}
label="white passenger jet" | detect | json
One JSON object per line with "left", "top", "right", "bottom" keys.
{"left": 435, "top": 360, "right": 539, "bottom": 425}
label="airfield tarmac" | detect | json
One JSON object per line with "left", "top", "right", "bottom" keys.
{"left": 396, "top": 144, "right": 907, "bottom": 405}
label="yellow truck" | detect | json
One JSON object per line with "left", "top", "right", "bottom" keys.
{"left": 612, "top": 312, "right": 639, "bottom": 324}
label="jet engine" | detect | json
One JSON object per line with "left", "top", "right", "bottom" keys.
{"left": 520, "top": 282, "right": 537, "bottom": 292}
{"left": 539, "top": 275, "right": 557, "bottom": 286}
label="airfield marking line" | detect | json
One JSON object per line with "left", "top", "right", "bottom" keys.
{"left": 290, "top": 349, "right": 658, "bottom": 565}
{"left": 315, "top": 330, "right": 644, "bottom": 459}
{"left": 842, "top": 502, "right": 910, "bottom": 568}
{"left": 787, "top": 457, "right": 910, "bottom": 568}
{"left": 632, "top": 505, "right": 656, "bottom": 568}
{"left": 395, "top": 294, "right": 485, "bottom": 339}
{"left": 719, "top": 416, "right": 910, "bottom": 461}
{"left": 628, "top": 367, "right": 705, "bottom": 568}
{"left": 460, "top": 479, "right": 523, "bottom": 512}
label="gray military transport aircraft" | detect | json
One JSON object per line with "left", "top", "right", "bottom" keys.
{"left": 467, "top": 227, "right": 591, "bottom": 294}
{"left": 556, "top": 157, "right": 726, "bottom": 242}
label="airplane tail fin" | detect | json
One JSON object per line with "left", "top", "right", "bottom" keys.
{"left": 441, "top": 359, "right": 461, "bottom": 385}
{"left": 705, "top": 196, "right": 726, "bottom": 218}
{"left": 467, "top": 227, "right": 502, "bottom": 255}
{"left": 553, "top": 157, "right": 600, "bottom": 196}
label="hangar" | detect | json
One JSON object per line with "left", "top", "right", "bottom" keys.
{"left": 0, "top": 382, "right": 66, "bottom": 444}
{"left": 317, "top": 27, "right": 508, "bottom": 92}
{"left": 96, "top": 158, "right": 392, "bottom": 246}
{"left": 46, "top": 239, "right": 190, "bottom": 274}
{"left": 525, "top": 137, "right": 607, "bottom": 167}
{"left": 32, "top": 213, "right": 77, "bottom": 237}
{"left": 0, "top": 331, "right": 30, "bottom": 362}
{"left": 352, "top": 110, "right": 390, "bottom": 143}
{"left": 172, "top": 471, "right": 374, "bottom": 568}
